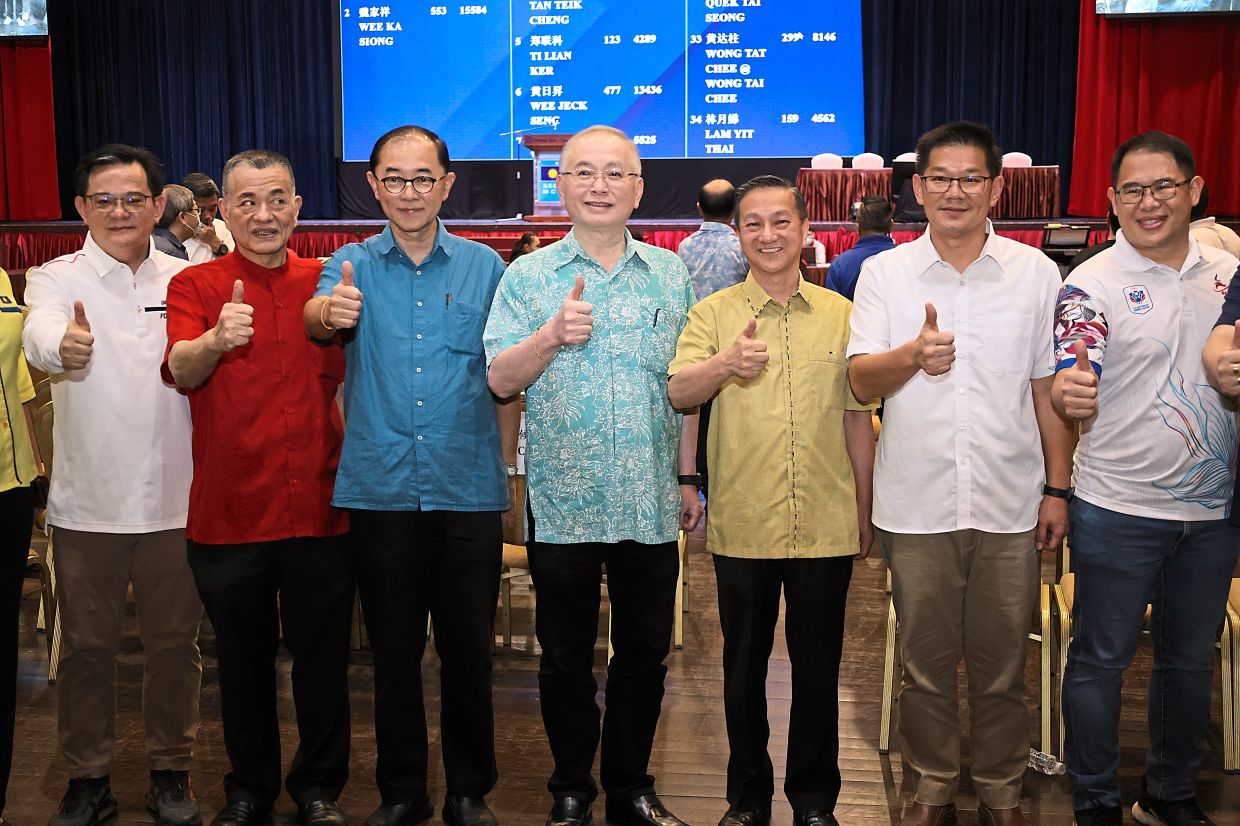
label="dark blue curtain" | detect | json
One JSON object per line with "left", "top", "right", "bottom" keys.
{"left": 863, "top": 0, "right": 1080, "bottom": 211}
{"left": 47, "top": 0, "right": 337, "bottom": 218}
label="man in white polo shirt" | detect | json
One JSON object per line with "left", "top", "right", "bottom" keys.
{"left": 1054, "top": 132, "right": 1239, "bottom": 826}
{"left": 23, "top": 144, "right": 202, "bottom": 826}
{"left": 848, "top": 121, "right": 1074, "bottom": 826}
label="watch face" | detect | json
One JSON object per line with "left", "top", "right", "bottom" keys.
{"left": 506, "top": 465, "right": 518, "bottom": 477}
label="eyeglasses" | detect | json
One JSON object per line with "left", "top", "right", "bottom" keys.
{"left": 83, "top": 192, "right": 153, "bottom": 213}
{"left": 1115, "top": 178, "right": 1189, "bottom": 205}
{"left": 919, "top": 175, "right": 992, "bottom": 195}
{"left": 379, "top": 174, "right": 447, "bottom": 195}
{"left": 559, "top": 168, "right": 641, "bottom": 186}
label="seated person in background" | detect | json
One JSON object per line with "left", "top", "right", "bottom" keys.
{"left": 1189, "top": 183, "right": 1240, "bottom": 259}
{"left": 152, "top": 184, "right": 201, "bottom": 262}
{"left": 803, "top": 229, "right": 826, "bottom": 266}
{"left": 510, "top": 232, "right": 541, "bottom": 263}
{"left": 182, "top": 173, "right": 234, "bottom": 263}
{"left": 825, "top": 195, "right": 894, "bottom": 301}
{"left": 1067, "top": 209, "right": 1119, "bottom": 274}
{"left": 678, "top": 179, "right": 747, "bottom": 302}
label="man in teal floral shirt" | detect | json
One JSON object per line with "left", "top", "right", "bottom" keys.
{"left": 484, "top": 125, "right": 701, "bottom": 826}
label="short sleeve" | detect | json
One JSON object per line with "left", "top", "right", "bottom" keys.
{"left": 482, "top": 249, "right": 506, "bottom": 313}
{"left": 668, "top": 298, "right": 721, "bottom": 376}
{"left": 316, "top": 250, "right": 347, "bottom": 298}
{"left": 1215, "top": 263, "right": 1240, "bottom": 327}
{"left": 1053, "top": 281, "right": 1108, "bottom": 375}
{"left": 1030, "top": 256, "right": 1061, "bottom": 380}
{"left": 16, "top": 346, "right": 34, "bottom": 403}
{"left": 846, "top": 260, "right": 890, "bottom": 358}
{"left": 161, "top": 270, "right": 212, "bottom": 385}
{"left": 483, "top": 262, "right": 535, "bottom": 366}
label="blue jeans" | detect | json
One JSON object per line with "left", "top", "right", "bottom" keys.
{"left": 1062, "top": 499, "right": 1238, "bottom": 810}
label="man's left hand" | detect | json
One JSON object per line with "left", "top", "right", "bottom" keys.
{"left": 857, "top": 519, "right": 874, "bottom": 560}
{"left": 679, "top": 484, "right": 703, "bottom": 531}
{"left": 1036, "top": 495, "right": 1069, "bottom": 551}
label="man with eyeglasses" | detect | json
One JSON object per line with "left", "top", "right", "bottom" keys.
{"left": 848, "top": 121, "right": 1073, "bottom": 826}
{"left": 22, "top": 144, "right": 203, "bottom": 826}
{"left": 484, "top": 125, "right": 702, "bottom": 826}
{"left": 181, "top": 173, "right": 234, "bottom": 263}
{"left": 153, "top": 185, "right": 203, "bottom": 261}
{"left": 163, "top": 150, "right": 353, "bottom": 826}
{"left": 304, "top": 125, "right": 517, "bottom": 826}
{"left": 1055, "top": 132, "right": 1239, "bottom": 826}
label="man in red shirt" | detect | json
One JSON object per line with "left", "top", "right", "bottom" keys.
{"left": 162, "top": 150, "right": 352, "bottom": 826}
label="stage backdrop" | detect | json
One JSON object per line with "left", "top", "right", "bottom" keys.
{"left": 0, "top": 39, "right": 58, "bottom": 220}
{"left": 1069, "top": 5, "right": 1240, "bottom": 217}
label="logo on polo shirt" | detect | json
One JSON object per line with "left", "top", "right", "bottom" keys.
{"left": 1124, "top": 285, "right": 1152, "bottom": 315}
{"left": 1215, "top": 275, "right": 1229, "bottom": 295}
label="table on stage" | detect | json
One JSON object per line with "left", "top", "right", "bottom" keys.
{"left": 796, "top": 165, "right": 1060, "bottom": 221}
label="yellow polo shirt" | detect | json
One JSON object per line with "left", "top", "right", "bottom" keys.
{"left": 0, "top": 268, "right": 37, "bottom": 493}
{"left": 669, "top": 274, "right": 873, "bottom": 558}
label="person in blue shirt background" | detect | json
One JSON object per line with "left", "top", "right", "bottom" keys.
{"left": 825, "top": 195, "right": 896, "bottom": 301}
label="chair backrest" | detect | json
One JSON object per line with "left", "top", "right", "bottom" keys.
{"left": 1002, "top": 151, "right": 1033, "bottom": 168}
{"left": 30, "top": 377, "right": 53, "bottom": 480}
{"left": 852, "top": 152, "right": 885, "bottom": 169}
{"left": 810, "top": 152, "right": 844, "bottom": 170}
{"left": 893, "top": 151, "right": 917, "bottom": 163}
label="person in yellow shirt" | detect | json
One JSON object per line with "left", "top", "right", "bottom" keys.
{"left": 0, "top": 266, "right": 43, "bottom": 826}
{"left": 668, "top": 176, "right": 875, "bottom": 826}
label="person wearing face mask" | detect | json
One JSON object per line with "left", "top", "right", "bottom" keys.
{"left": 153, "top": 185, "right": 202, "bottom": 262}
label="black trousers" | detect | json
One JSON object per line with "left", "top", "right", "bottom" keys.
{"left": 187, "top": 535, "right": 353, "bottom": 807}
{"left": 527, "top": 509, "right": 679, "bottom": 803}
{"left": 350, "top": 509, "right": 502, "bottom": 805}
{"left": 712, "top": 554, "right": 853, "bottom": 814}
{"left": 0, "top": 484, "right": 32, "bottom": 816}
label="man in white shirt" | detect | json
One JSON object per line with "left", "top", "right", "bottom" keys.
{"left": 181, "top": 172, "right": 234, "bottom": 264}
{"left": 848, "top": 122, "right": 1074, "bottom": 826}
{"left": 23, "top": 144, "right": 202, "bottom": 826}
{"left": 1054, "top": 131, "right": 1239, "bottom": 826}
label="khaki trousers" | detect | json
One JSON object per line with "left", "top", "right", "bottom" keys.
{"left": 53, "top": 527, "right": 203, "bottom": 777}
{"left": 879, "top": 528, "right": 1037, "bottom": 808}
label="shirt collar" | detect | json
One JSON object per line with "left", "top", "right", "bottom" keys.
{"left": 1110, "top": 229, "right": 1205, "bottom": 275}
{"left": 377, "top": 219, "right": 454, "bottom": 260}
{"left": 153, "top": 227, "right": 186, "bottom": 253}
{"left": 82, "top": 232, "right": 157, "bottom": 279}
{"left": 553, "top": 228, "right": 650, "bottom": 270}
{"left": 740, "top": 271, "right": 815, "bottom": 312}
{"left": 853, "top": 233, "right": 894, "bottom": 249}
{"left": 697, "top": 221, "right": 735, "bottom": 234}
{"left": 911, "top": 219, "right": 1006, "bottom": 279}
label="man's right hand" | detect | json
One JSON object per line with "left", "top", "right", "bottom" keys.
{"left": 211, "top": 280, "right": 254, "bottom": 352}
{"left": 327, "top": 261, "right": 363, "bottom": 329}
{"left": 722, "top": 318, "right": 768, "bottom": 378}
{"left": 59, "top": 301, "right": 94, "bottom": 370}
{"left": 1211, "top": 320, "right": 1240, "bottom": 398}
{"left": 913, "top": 302, "right": 955, "bottom": 375}
{"left": 1059, "top": 340, "right": 1099, "bottom": 419}
{"left": 546, "top": 276, "right": 593, "bottom": 346}
{"left": 198, "top": 222, "right": 225, "bottom": 254}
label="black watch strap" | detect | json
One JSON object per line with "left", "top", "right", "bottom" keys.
{"left": 678, "top": 474, "right": 701, "bottom": 487}
{"left": 1042, "top": 484, "right": 1074, "bottom": 501}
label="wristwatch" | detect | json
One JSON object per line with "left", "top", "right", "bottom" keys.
{"left": 678, "top": 474, "right": 701, "bottom": 488}
{"left": 506, "top": 464, "right": 519, "bottom": 478}
{"left": 1042, "top": 484, "right": 1074, "bottom": 501}
{"left": 214, "top": 243, "right": 228, "bottom": 257}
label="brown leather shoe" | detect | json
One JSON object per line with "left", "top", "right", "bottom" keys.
{"left": 900, "top": 802, "right": 958, "bottom": 826}
{"left": 977, "top": 806, "right": 1027, "bottom": 826}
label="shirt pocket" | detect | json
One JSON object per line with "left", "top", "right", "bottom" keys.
{"left": 637, "top": 309, "right": 685, "bottom": 375}
{"left": 805, "top": 353, "right": 849, "bottom": 410}
{"left": 977, "top": 312, "right": 1035, "bottom": 375}
{"left": 445, "top": 302, "right": 486, "bottom": 356}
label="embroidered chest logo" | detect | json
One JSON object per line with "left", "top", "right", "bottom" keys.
{"left": 1215, "top": 275, "right": 1229, "bottom": 295}
{"left": 1124, "top": 284, "right": 1152, "bottom": 315}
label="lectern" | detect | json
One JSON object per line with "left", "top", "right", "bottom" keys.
{"left": 522, "top": 134, "right": 571, "bottom": 218}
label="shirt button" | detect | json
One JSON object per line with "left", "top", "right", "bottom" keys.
{"left": 416, "top": 334, "right": 423, "bottom": 340}
{"left": 286, "top": 407, "right": 295, "bottom": 414}
{"left": 416, "top": 400, "right": 424, "bottom": 407}
{"left": 416, "top": 367, "right": 422, "bottom": 373}
{"left": 417, "top": 435, "right": 424, "bottom": 441}
{"left": 957, "top": 388, "right": 966, "bottom": 394}
{"left": 417, "top": 301, "right": 423, "bottom": 307}
{"left": 959, "top": 425, "right": 967, "bottom": 430}
{"left": 416, "top": 270, "right": 422, "bottom": 276}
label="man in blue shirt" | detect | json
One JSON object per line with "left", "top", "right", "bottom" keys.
{"left": 678, "top": 179, "right": 748, "bottom": 301}
{"left": 825, "top": 195, "right": 896, "bottom": 301}
{"left": 304, "top": 126, "right": 518, "bottom": 826}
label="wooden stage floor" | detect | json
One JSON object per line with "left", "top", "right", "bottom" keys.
{"left": 9, "top": 521, "right": 1240, "bottom": 826}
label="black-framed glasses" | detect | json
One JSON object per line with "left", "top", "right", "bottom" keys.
{"left": 1116, "top": 178, "right": 1189, "bottom": 205}
{"left": 83, "top": 192, "right": 153, "bottom": 213}
{"left": 559, "top": 168, "right": 641, "bottom": 186}
{"left": 380, "top": 174, "right": 447, "bottom": 195}
{"left": 919, "top": 175, "right": 992, "bottom": 195}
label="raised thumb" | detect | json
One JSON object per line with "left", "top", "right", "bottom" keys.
{"left": 568, "top": 275, "right": 585, "bottom": 301}
{"left": 923, "top": 302, "right": 938, "bottom": 331}
{"left": 231, "top": 279, "right": 245, "bottom": 304}
{"left": 73, "top": 300, "right": 90, "bottom": 332}
{"left": 1232, "top": 320, "right": 1240, "bottom": 350}
{"left": 740, "top": 318, "right": 757, "bottom": 339}
{"left": 341, "top": 260, "right": 355, "bottom": 289}
{"left": 1073, "top": 340, "right": 1091, "bottom": 371}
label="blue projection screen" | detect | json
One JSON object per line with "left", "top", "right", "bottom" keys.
{"left": 339, "top": 1, "right": 865, "bottom": 161}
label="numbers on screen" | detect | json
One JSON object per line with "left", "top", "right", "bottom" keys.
{"left": 429, "top": 5, "right": 447, "bottom": 14}
{"left": 781, "top": 114, "right": 800, "bottom": 123}
{"left": 810, "top": 113, "right": 836, "bottom": 123}
{"left": 781, "top": 32, "right": 803, "bottom": 42}
{"left": 603, "top": 34, "right": 621, "bottom": 44}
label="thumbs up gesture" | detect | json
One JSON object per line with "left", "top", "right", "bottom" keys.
{"left": 724, "top": 317, "right": 768, "bottom": 379}
{"left": 1059, "top": 340, "right": 1099, "bottom": 419}
{"left": 546, "top": 275, "right": 593, "bottom": 346}
{"left": 59, "top": 300, "right": 94, "bottom": 370}
{"left": 211, "top": 279, "right": 254, "bottom": 353}
{"left": 914, "top": 302, "right": 955, "bottom": 376}
{"left": 1212, "top": 320, "right": 1240, "bottom": 399}
{"left": 327, "top": 261, "right": 362, "bottom": 329}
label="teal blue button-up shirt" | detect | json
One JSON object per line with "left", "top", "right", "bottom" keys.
{"left": 484, "top": 230, "right": 694, "bottom": 545}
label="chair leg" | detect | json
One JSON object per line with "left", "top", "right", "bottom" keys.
{"left": 1055, "top": 587, "right": 1072, "bottom": 759}
{"left": 1040, "top": 583, "right": 1053, "bottom": 756}
{"left": 673, "top": 531, "right": 685, "bottom": 649}
{"left": 879, "top": 593, "right": 898, "bottom": 755}
{"left": 501, "top": 576, "right": 513, "bottom": 647}
{"left": 1222, "top": 604, "right": 1239, "bottom": 773}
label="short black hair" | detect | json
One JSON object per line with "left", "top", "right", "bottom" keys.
{"left": 1191, "top": 182, "right": 1210, "bottom": 221}
{"left": 510, "top": 232, "right": 538, "bottom": 260}
{"left": 733, "top": 175, "right": 808, "bottom": 222}
{"left": 74, "top": 143, "right": 163, "bottom": 198}
{"left": 857, "top": 194, "right": 892, "bottom": 235}
{"left": 1106, "top": 206, "right": 1120, "bottom": 234}
{"left": 1110, "top": 131, "right": 1196, "bottom": 187}
{"left": 698, "top": 181, "right": 735, "bottom": 221}
{"left": 914, "top": 121, "right": 1001, "bottom": 178}
{"left": 221, "top": 150, "right": 297, "bottom": 195}
{"left": 181, "top": 172, "right": 220, "bottom": 200}
{"left": 369, "top": 125, "right": 451, "bottom": 174}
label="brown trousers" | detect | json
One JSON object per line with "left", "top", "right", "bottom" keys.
{"left": 879, "top": 528, "right": 1038, "bottom": 809}
{"left": 53, "top": 527, "right": 203, "bottom": 777}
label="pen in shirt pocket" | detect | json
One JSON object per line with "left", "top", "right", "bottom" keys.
{"left": 445, "top": 293, "right": 453, "bottom": 306}
{"left": 652, "top": 308, "right": 662, "bottom": 328}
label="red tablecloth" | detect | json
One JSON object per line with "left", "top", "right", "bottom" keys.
{"left": 996, "top": 166, "right": 1060, "bottom": 219}
{"left": 796, "top": 168, "right": 893, "bottom": 222}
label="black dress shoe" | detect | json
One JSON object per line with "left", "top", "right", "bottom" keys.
{"left": 546, "top": 796, "right": 592, "bottom": 826}
{"left": 210, "top": 801, "right": 272, "bottom": 826}
{"left": 792, "top": 812, "right": 838, "bottom": 826}
{"left": 297, "top": 801, "right": 347, "bottom": 826}
{"left": 362, "top": 802, "right": 433, "bottom": 826}
{"left": 605, "top": 794, "right": 687, "bottom": 826}
{"left": 443, "top": 797, "right": 497, "bottom": 826}
{"left": 718, "top": 808, "right": 771, "bottom": 826}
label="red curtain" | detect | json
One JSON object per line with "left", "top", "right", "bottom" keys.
{"left": 1069, "top": 5, "right": 1240, "bottom": 217}
{"left": 0, "top": 40, "right": 59, "bottom": 220}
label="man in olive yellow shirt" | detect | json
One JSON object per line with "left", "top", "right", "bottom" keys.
{"left": 668, "top": 176, "right": 875, "bottom": 826}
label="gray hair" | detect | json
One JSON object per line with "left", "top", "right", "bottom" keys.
{"left": 221, "top": 149, "right": 297, "bottom": 195}
{"left": 157, "top": 184, "right": 195, "bottom": 228}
